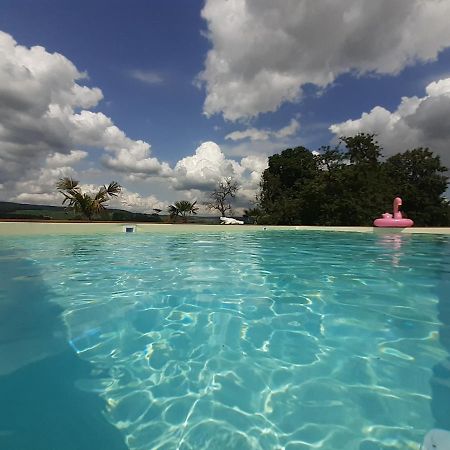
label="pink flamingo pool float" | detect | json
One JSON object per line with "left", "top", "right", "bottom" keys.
{"left": 373, "top": 197, "right": 414, "bottom": 228}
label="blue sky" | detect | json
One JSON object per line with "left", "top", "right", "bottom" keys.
{"left": 1, "top": 0, "right": 450, "bottom": 212}
{"left": 0, "top": 0, "right": 212, "bottom": 163}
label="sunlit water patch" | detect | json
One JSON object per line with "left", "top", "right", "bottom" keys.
{"left": 1, "top": 231, "right": 449, "bottom": 449}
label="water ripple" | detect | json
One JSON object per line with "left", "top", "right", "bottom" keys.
{"left": 3, "top": 231, "right": 450, "bottom": 449}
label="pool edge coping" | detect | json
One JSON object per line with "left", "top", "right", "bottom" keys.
{"left": 1, "top": 221, "right": 450, "bottom": 235}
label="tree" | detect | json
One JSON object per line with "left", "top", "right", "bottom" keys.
{"left": 385, "top": 148, "right": 449, "bottom": 226}
{"left": 314, "top": 146, "right": 347, "bottom": 225}
{"left": 257, "top": 134, "right": 450, "bottom": 226}
{"left": 336, "top": 134, "right": 391, "bottom": 225}
{"left": 56, "top": 177, "right": 121, "bottom": 221}
{"left": 204, "top": 178, "right": 239, "bottom": 216}
{"left": 168, "top": 200, "right": 199, "bottom": 223}
{"left": 259, "top": 147, "right": 323, "bottom": 224}
{"left": 317, "top": 146, "right": 345, "bottom": 172}
{"left": 340, "top": 133, "right": 382, "bottom": 165}
{"left": 243, "top": 207, "right": 263, "bottom": 224}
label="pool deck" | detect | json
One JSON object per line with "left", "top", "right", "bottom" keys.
{"left": 1, "top": 221, "right": 450, "bottom": 235}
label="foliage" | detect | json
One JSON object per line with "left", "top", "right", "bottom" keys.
{"left": 243, "top": 207, "right": 263, "bottom": 224}
{"left": 56, "top": 177, "right": 122, "bottom": 221}
{"left": 204, "top": 177, "right": 239, "bottom": 216}
{"left": 258, "top": 134, "right": 450, "bottom": 226}
{"left": 0, "top": 213, "right": 51, "bottom": 220}
{"left": 260, "top": 147, "right": 322, "bottom": 224}
{"left": 168, "top": 200, "right": 199, "bottom": 223}
{"left": 111, "top": 211, "right": 162, "bottom": 222}
{"left": 385, "top": 149, "right": 449, "bottom": 226}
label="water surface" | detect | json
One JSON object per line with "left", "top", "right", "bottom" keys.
{"left": 1, "top": 231, "right": 449, "bottom": 449}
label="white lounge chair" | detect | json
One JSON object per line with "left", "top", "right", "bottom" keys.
{"left": 220, "top": 216, "right": 244, "bottom": 225}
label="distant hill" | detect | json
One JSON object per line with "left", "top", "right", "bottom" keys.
{"left": 0, "top": 201, "right": 65, "bottom": 212}
{"left": 0, "top": 201, "right": 162, "bottom": 222}
{"left": 0, "top": 201, "right": 221, "bottom": 223}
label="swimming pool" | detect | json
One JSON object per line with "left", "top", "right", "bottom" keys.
{"left": 0, "top": 231, "right": 449, "bottom": 449}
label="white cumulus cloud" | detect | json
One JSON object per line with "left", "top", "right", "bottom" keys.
{"left": 199, "top": 0, "right": 450, "bottom": 120}
{"left": 226, "top": 119, "right": 300, "bottom": 141}
{"left": 110, "top": 188, "right": 166, "bottom": 213}
{"left": 0, "top": 30, "right": 271, "bottom": 212}
{"left": 170, "top": 141, "right": 268, "bottom": 210}
{"left": 12, "top": 166, "right": 78, "bottom": 205}
{"left": 330, "top": 77, "right": 450, "bottom": 167}
{"left": 0, "top": 30, "right": 171, "bottom": 203}
{"left": 172, "top": 141, "right": 242, "bottom": 190}
{"left": 45, "top": 150, "right": 88, "bottom": 168}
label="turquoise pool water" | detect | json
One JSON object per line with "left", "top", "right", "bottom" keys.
{"left": 0, "top": 231, "right": 449, "bottom": 449}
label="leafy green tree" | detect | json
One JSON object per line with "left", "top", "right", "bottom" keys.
{"left": 168, "top": 200, "right": 198, "bottom": 223}
{"left": 243, "top": 207, "right": 263, "bottom": 224}
{"left": 340, "top": 133, "right": 382, "bottom": 165}
{"left": 204, "top": 178, "right": 239, "bottom": 216}
{"left": 314, "top": 146, "right": 347, "bottom": 224}
{"left": 336, "top": 134, "right": 391, "bottom": 225}
{"left": 56, "top": 177, "right": 121, "bottom": 220}
{"left": 385, "top": 149, "right": 449, "bottom": 226}
{"left": 260, "top": 147, "right": 323, "bottom": 224}
{"left": 257, "top": 134, "right": 449, "bottom": 226}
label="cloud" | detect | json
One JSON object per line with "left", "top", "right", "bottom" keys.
{"left": 5, "top": 136, "right": 266, "bottom": 213}
{"left": 103, "top": 147, "right": 172, "bottom": 177}
{"left": 274, "top": 119, "right": 301, "bottom": 138}
{"left": 0, "top": 31, "right": 268, "bottom": 212}
{"left": 225, "top": 128, "right": 271, "bottom": 142}
{"left": 109, "top": 188, "right": 166, "bottom": 213}
{"left": 66, "top": 110, "right": 172, "bottom": 177}
{"left": 13, "top": 181, "right": 167, "bottom": 215}
{"left": 11, "top": 166, "right": 78, "bottom": 205}
{"left": 45, "top": 150, "right": 88, "bottom": 168}
{"left": 0, "top": 30, "right": 171, "bottom": 202}
{"left": 169, "top": 141, "right": 268, "bottom": 211}
{"left": 329, "top": 77, "right": 450, "bottom": 167}
{"left": 426, "top": 78, "right": 450, "bottom": 97}
{"left": 172, "top": 141, "right": 241, "bottom": 190}
{"left": 0, "top": 31, "right": 102, "bottom": 183}
{"left": 226, "top": 118, "right": 300, "bottom": 141}
{"left": 199, "top": 0, "right": 450, "bottom": 120}
{"left": 239, "top": 154, "right": 268, "bottom": 194}
{"left": 129, "top": 69, "right": 163, "bottom": 85}
{"left": 10, "top": 160, "right": 168, "bottom": 213}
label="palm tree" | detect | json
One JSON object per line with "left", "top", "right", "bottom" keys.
{"left": 56, "top": 177, "right": 122, "bottom": 221}
{"left": 168, "top": 200, "right": 198, "bottom": 223}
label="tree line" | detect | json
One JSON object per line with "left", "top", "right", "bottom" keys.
{"left": 255, "top": 133, "right": 450, "bottom": 226}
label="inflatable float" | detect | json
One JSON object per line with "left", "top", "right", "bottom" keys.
{"left": 373, "top": 197, "right": 414, "bottom": 228}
